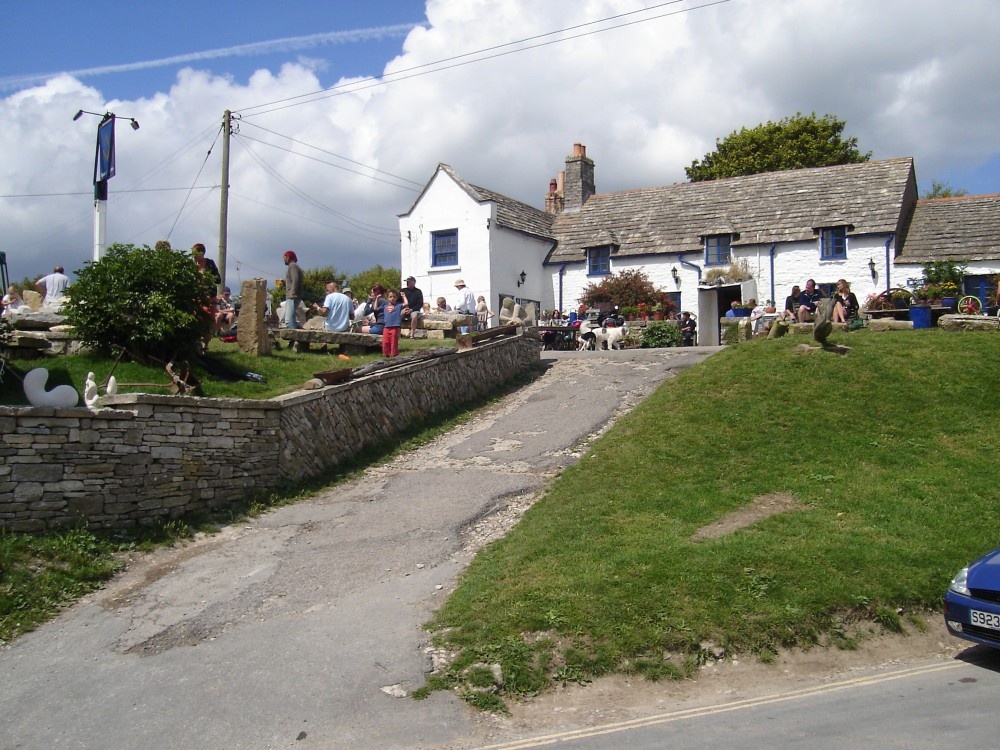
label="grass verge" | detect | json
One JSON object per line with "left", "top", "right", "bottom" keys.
{"left": 420, "top": 330, "right": 1000, "bottom": 709}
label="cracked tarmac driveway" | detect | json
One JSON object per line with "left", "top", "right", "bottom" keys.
{"left": 0, "top": 347, "right": 718, "bottom": 750}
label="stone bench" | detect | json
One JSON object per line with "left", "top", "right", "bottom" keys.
{"left": 278, "top": 329, "right": 382, "bottom": 355}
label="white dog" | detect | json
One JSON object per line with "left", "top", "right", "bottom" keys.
{"left": 578, "top": 320, "right": 628, "bottom": 351}
{"left": 600, "top": 322, "right": 628, "bottom": 350}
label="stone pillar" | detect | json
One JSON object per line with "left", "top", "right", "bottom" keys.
{"left": 238, "top": 278, "right": 271, "bottom": 355}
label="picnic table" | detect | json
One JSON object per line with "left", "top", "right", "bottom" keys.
{"left": 534, "top": 325, "right": 579, "bottom": 351}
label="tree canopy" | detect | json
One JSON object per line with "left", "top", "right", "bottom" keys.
{"left": 922, "top": 180, "right": 968, "bottom": 198}
{"left": 685, "top": 113, "right": 871, "bottom": 182}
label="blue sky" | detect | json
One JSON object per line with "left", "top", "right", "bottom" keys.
{"left": 0, "top": 1, "right": 426, "bottom": 99}
{"left": 2, "top": 0, "right": 999, "bottom": 286}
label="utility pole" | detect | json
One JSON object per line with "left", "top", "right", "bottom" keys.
{"left": 217, "top": 110, "right": 231, "bottom": 295}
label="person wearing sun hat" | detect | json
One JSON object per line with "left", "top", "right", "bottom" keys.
{"left": 453, "top": 278, "right": 476, "bottom": 316}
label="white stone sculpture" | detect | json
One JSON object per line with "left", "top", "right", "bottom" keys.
{"left": 106, "top": 375, "right": 118, "bottom": 396}
{"left": 23, "top": 368, "right": 80, "bottom": 408}
{"left": 84, "top": 372, "right": 99, "bottom": 407}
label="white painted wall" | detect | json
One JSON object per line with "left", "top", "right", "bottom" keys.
{"left": 400, "top": 171, "right": 492, "bottom": 309}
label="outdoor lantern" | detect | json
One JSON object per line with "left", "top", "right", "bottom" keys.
{"left": 671, "top": 266, "right": 680, "bottom": 283}
{"left": 868, "top": 258, "right": 877, "bottom": 282}
{"left": 517, "top": 270, "right": 527, "bottom": 287}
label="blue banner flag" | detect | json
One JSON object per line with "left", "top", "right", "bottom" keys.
{"left": 94, "top": 115, "right": 116, "bottom": 183}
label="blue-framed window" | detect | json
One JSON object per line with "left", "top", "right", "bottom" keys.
{"left": 820, "top": 227, "right": 847, "bottom": 260}
{"left": 587, "top": 246, "right": 611, "bottom": 276}
{"left": 431, "top": 229, "right": 458, "bottom": 267}
{"left": 705, "top": 235, "right": 731, "bottom": 266}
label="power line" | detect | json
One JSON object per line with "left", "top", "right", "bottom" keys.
{"left": 238, "top": 120, "right": 423, "bottom": 189}
{"left": 239, "top": 0, "right": 731, "bottom": 117}
{"left": 232, "top": 135, "right": 399, "bottom": 237}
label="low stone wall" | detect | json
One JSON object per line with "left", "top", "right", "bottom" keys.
{"left": 0, "top": 335, "right": 539, "bottom": 532}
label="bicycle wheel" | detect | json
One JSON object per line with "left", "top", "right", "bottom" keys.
{"left": 957, "top": 296, "right": 982, "bottom": 315}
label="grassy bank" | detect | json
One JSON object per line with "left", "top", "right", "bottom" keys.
{"left": 422, "top": 330, "right": 1000, "bottom": 709}
{"left": 0, "top": 335, "right": 448, "bottom": 404}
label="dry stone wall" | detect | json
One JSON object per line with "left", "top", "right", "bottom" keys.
{"left": 0, "top": 335, "right": 539, "bottom": 532}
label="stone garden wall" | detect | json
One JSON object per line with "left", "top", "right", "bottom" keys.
{"left": 0, "top": 335, "right": 539, "bottom": 532}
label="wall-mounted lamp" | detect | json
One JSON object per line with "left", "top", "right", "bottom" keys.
{"left": 671, "top": 266, "right": 680, "bottom": 284}
{"left": 516, "top": 270, "right": 527, "bottom": 287}
{"left": 868, "top": 258, "right": 877, "bottom": 282}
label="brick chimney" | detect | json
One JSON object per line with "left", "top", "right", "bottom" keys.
{"left": 544, "top": 173, "right": 565, "bottom": 214}
{"left": 562, "top": 143, "right": 594, "bottom": 213}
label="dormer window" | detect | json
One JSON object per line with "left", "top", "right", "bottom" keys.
{"left": 819, "top": 226, "right": 847, "bottom": 260}
{"left": 587, "top": 245, "right": 612, "bottom": 276}
{"left": 705, "top": 234, "right": 732, "bottom": 266}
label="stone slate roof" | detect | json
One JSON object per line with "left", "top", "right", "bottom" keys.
{"left": 404, "top": 163, "right": 554, "bottom": 240}
{"left": 545, "top": 158, "right": 916, "bottom": 263}
{"left": 896, "top": 194, "right": 1000, "bottom": 262}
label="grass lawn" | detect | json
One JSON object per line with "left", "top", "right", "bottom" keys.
{"left": 0, "top": 335, "right": 451, "bottom": 404}
{"left": 420, "top": 330, "right": 1000, "bottom": 710}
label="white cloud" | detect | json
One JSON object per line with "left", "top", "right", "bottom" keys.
{"left": 2, "top": 0, "right": 999, "bottom": 286}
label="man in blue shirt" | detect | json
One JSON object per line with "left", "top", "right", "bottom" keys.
{"left": 312, "top": 281, "right": 353, "bottom": 332}
{"left": 797, "top": 279, "right": 824, "bottom": 322}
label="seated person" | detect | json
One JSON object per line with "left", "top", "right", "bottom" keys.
{"left": 215, "top": 287, "right": 237, "bottom": 334}
{"left": 797, "top": 279, "right": 824, "bottom": 322}
{"left": 434, "top": 296, "right": 451, "bottom": 313}
{"left": 311, "top": 281, "right": 354, "bottom": 332}
{"left": 400, "top": 276, "right": 424, "bottom": 337}
{"left": 475, "top": 295, "right": 494, "bottom": 330}
{"left": 359, "top": 285, "right": 387, "bottom": 334}
{"left": 724, "top": 300, "right": 741, "bottom": 318}
{"left": 2, "top": 285, "right": 24, "bottom": 316}
{"left": 680, "top": 311, "right": 696, "bottom": 346}
{"left": 832, "top": 278, "right": 859, "bottom": 323}
{"left": 784, "top": 285, "right": 801, "bottom": 318}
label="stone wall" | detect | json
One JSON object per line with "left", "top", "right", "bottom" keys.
{"left": 0, "top": 335, "right": 539, "bottom": 532}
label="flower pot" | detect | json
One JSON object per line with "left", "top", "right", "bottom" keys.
{"left": 653, "top": 312, "right": 664, "bottom": 321}
{"left": 732, "top": 308, "right": 751, "bottom": 318}
{"left": 941, "top": 296, "right": 957, "bottom": 309}
{"left": 910, "top": 304, "right": 932, "bottom": 329}
{"left": 893, "top": 298, "right": 909, "bottom": 309}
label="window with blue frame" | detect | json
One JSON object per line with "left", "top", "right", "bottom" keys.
{"left": 587, "top": 246, "right": 611, "bottom": 275}
{"left": 705, "top": 235, "right": 731, "bottom": 266}
{"left": 820, "top": 226, "right": 847, "bottom": 260}
{"left": 431, "top": 229, "right": 458, "bottom": 267}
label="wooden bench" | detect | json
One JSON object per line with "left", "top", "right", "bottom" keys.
{"left": 278, "top": 329, "right": 382, "bottom": 355}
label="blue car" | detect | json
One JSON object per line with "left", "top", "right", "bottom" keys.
{"left": 944, "top": 546, "right": 1000, "bottom": 649}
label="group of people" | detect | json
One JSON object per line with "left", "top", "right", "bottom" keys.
{"left": 2, "top": 266, "right": 72, "bottom": 317}
{"left": 784, "top": 278, "right": 859, "bottom": 324}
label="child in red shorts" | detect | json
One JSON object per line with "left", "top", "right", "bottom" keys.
{"left": 382, "top": 289, "right": 402, "bottom": 357}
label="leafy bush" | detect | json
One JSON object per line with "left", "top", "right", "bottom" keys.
{"left": 579, "top": 269, "right": 659, "bottom": 309}
{"left": 63, "top": 243, "right": 216, "bottom": 360}
{"left": 640, "top": 321, "right": 681, "bottom": 348}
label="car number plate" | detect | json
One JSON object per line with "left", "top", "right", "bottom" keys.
{"left": 970, "top": 610, "right": 1000, "bottom": 630}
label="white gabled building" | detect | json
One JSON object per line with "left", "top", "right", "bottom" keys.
{"left": 398, "top": 163, "right": 554, "bottom": 315}
{"left": 400, "top": 144, "right": 1000, "bottom": 343}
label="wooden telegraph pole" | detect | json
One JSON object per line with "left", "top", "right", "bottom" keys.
{"left": 218, "top": 110, "right": 232, "bottom": 294}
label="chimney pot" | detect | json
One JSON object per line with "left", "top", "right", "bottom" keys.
{"left": 573, "top": 143, "right": 586, "bottom": 157}
{"left": 549, "top": 178, "right": 557, "bottom": 193}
